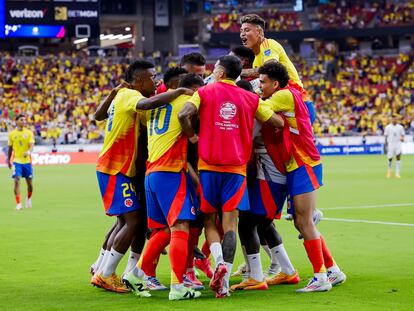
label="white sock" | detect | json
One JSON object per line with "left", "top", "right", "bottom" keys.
{"left": 210, "top": 242, "right": 224, "bottom": 266}
{"left": 396, "top": 160, "right": 401, "bottom": 175}
{"left": 315, "top": 272, "right": 327, "bottom": 282}
{"left": 132, "top": 266, "right": 145, "bottom": 278}
{"left": 97, "top": 249, "right": 110, "bottom": 274}
{"left": 261, "top": 245, "right": 272, "bottom": 260}
{"left": 327, "top": 264, "right": 341, "bottom": 273}
{"left": 171, "top": 283, "right": 184, "bottom": 291}
{"left": 271, "top": 244, "right": 295, "bottom": 275}
{"left": 123, "top": 251, "right": 140, "bottom": 275}
{"left": 247, "top": 253, "right": 264, "bottom": 282}
{"left": 241, "top": 245, "right": 250, "bottom": 273}
{"left": 102, "top": 248, "right": 124, "bottom": 278}
{"left": 223, "top": 262, "right": 233, "bottom": 291}
{"left": 93, "top": 248, "right": 105, "bottom": 270}
{"left": 388, "top": 160, "right": 392, "bottom": 170}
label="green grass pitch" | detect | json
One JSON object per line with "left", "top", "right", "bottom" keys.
{"left": 0, "top": 155, "right": 413, "bottom": 310}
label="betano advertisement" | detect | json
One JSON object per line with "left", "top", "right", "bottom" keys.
{"left": 0, "top": 152, "right": 99, "bottom": 166}
{"left": 4, "top": 0, "right": 99, "bottom": 38}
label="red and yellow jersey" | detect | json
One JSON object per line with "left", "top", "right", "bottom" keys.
{"left": 145, "top": 93, "right": 190, "bottom": 174}
{"left": 253, "top": 38, "right": 303, "bottom": 89}
{"left": 8, "top": 128, "right": 34, "bottom": 164}
{"left": 261, "top": 88, "right": 320, "bottom": 172}
{"left": 96, "top": 88, "right": 145, "bottom": 177}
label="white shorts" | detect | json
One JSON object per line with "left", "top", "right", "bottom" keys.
{"left": 387, "top": 146, "right": 402, "bottom": 158}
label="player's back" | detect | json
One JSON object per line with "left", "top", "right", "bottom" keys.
{"left": 96, "top": 88, "right": 144, "bottom": 177}
{"left": 146, "top": 94, "right": 191, "bottom": 173}
{"left": 197, "top": 81, "right": 259, "bottom": 167}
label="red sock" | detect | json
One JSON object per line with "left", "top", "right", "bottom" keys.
{"left": 304, "top": 238, "right": 326, "bottom": 274}
{"left": 28, "top": 192, "right": 32, "bottom": 199}
{"left": 15, "top": 194, "right": 20, "bottom": 204}
{"left": 201, "top": 240, "right": 210, "bottom": 258}
{"left": 139, "top": 230, "right": 170, "bottom": 276}
{"left": 186, "top": 227, "right": 201, "bottom": 269}
{"left": 320, "top": 235, "right": 335, "bottom": 269}
{"left": 170, "top": 230, "right": 189, "bottom": 284}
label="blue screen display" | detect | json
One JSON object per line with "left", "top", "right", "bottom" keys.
{"left": 0, "top": 0, "right": 5, "bottom": 38}
{"left": 5, "top": 25, "right": 65, "bottom": 38}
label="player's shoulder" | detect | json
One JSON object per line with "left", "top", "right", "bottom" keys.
{"left": 274, "top": 88, "right": 294, "bottom": 100}
{"left": 265, "top": 38, "right": 283, "bottom": 50}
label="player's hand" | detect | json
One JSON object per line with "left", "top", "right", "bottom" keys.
{"left": 177, "top": 87, "right": 194, "bottom": 96}
{"left": 23, "top": 151, "right": 31, "bottom": 157}
{"left": 113, "top": 80, "right": 131, "bottom": 93}
{"left": 7, "top": 161, "right": 12, "bottom": 169}
{"left": 189, "top": 134, "right": 199, "bottom": 144}
{"left": 241, "top": 69, "right": 259, "bottom": 78}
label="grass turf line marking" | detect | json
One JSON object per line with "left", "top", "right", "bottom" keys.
{"left": 320, "top": 202, "right": 414, "bottom": 211}
{"left": 323, "top": 217, "right": 414, "bottom": 227}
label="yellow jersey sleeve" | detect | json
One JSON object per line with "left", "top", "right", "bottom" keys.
{"left": 255, "top": 99, "right": 274, "bottom": 122}
{"left": 264, "top": 89, "right": 295, "bottom": 113}
{"left": 187, "top": 91, "right": 201, "bottom": 110}
{"left": 7, "top": 132, "right": 13, "bottom": 146}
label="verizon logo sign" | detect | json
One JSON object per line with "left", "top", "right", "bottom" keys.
{"left": 9, "top": 8, "right": 47, "bottom": 19}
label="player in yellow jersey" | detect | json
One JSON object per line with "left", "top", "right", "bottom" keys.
{"left": 123, "top": 73, "right": 205, "bottom": 301}
{"left": 90, "top": 60, "right": 194, "bottom": 294}
{"left": 239, "top": 14, "right": 316, "bottom": 123}
{"left": 7, "top": 114, "right": 35, "bottom": 211}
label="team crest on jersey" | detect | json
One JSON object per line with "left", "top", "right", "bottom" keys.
{"left": 191, "top": 206, "right": 196, "bottom": 215}
{"left": 219, "top": 102, "right": 237, "bottom": 120}
{"left": 124, "top": 198, "right": 133, "bottom": 208}
{"left": 264, "top": 49, "right": 271, "bottom": 57}
{"left": 23, "top": 134, "right": 28, "bottom": 139}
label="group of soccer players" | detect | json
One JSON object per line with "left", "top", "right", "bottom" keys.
{"left": 87, "top": 14, "right": 348, "bottom": 301}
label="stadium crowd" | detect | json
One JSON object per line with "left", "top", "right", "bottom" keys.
{"left": 207, "top": 0, "right": 414, "bottom": 32}
{"left": 0, "top": 48, "right": 413, "bottom": 145}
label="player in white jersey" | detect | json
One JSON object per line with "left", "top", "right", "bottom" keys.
{"left": 384, "top": 115, "right": 405, "bottom": 178}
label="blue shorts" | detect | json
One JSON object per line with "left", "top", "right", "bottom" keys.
{"left": 199, "top": 171, "right": 249, "bottom": 214}
{"left": 145, "top": 170, "right": 197, "bottom": 229}
{"left": 249, "top": 179, "right": 287, "bottom": 220}
{"left": 12, "top": 163, "right": 33, "bottom": 179}
{"left": 97, "top": 171, "right": 140, "bottom": 216}
{"left": 286, "top": 164, "right": 323, "bottom": 197}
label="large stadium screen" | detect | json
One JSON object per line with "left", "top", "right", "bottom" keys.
{"left": 5, "top": 0, "right": 100, "bottom": 38}
{"left": 0, "top": 0, "right": 4, "bottom": 38}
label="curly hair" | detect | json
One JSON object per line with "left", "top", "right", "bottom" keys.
{"left": 258, "top": 62, "right": 289, "bottom": 88}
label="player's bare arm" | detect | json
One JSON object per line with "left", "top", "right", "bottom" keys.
{"left": 136, "top": 87, "right": 193, "bottom": 110}
{"left": 264, "top": 113, "right": 285, "bottom": 128}
{"left": 7, "top": 145, "right": 13, "bottom": 169}
{"left": 95, "top": 80, "right": 131, "bottom": 121}
{"left": 178, "top": 103, "right": 198, "bottom": 143}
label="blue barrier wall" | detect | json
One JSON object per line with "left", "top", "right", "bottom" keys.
{"left": 317, "top": 144, "right": 384, "bottom": 156}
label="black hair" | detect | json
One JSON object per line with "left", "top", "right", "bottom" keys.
{"left": 179, "top": 73, "right": 205, "bottom": 88}
{"left": 236, "top": 79, "right": 254, "bottom": 93}
{"left": 232, "top": 46, "right": 255, "bottom": 66}
{"left": 258, "top": 61, "right": 289, "bottom": 88}
{"left": 180, "top": 52, "right": 206, "bottom": 66}
{"left": 240, "top": 14, "right": 266, "bottom": 29}
{"left": 15, "top": 114, "right": 25, "bottom": 121}
{"left": 163, "top": 67, "right": 188, "bottom": 85}
{"left": 125, "top": 59, "right": 154, "bottom": 83}
{"left": 218, "top": 55, "right": 242, "bottom": 80}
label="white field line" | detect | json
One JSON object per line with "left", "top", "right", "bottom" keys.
{"left": 323, "top": 217, "right": 414, "bottom": 227}
{"left": 320, "top": 203, "right": 414, "bottom": 211}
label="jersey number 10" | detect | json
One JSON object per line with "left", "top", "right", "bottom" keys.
{"left": 149, "top": 104, "right": 172, "bottom": 136}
